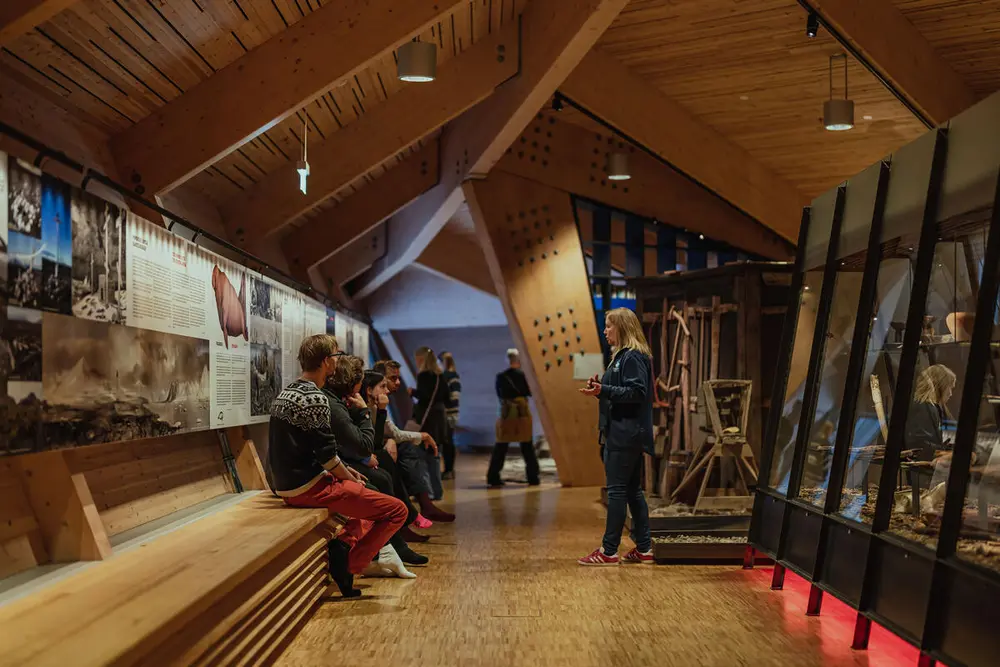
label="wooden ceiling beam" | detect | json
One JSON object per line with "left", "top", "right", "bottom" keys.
{"left": 561, "top": 48, "right": 806, "bottom": 242}
{"left": 281, "top": 141, "right": 439, "bottom": 276}
{"left": 224, "top": 24, "right": 518, "bottom": 243}
{"left": 0, "top": 0, "right": 76, "bottom": 47}
{"left": 495, "top": 114, "right": 792, "bottom": 259}
{"left": 350, "top": 0, "right": 630, "bottom": 300}
{"left": 806, "top": 0, "right": 977, "bottom": 125}
{"left": 414, "top": 228, "right": 496, "bottom": 295}
{"left": 108, "top": 0, "right": 465, "bottom": 196}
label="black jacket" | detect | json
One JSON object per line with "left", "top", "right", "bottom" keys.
{"left": 599, "top": 348, "right": 654, "bottom": 455}
{"left": 413, "top": 370, "right": 449, "bottom": 423}
{"left": 906, "top": 400, "right": 946, "bottom": 461}
{"left": 496, "top": 368, "right": 531, "bottom": 400}
{"left": 322, "top": 388, "right": 375, "bottom": 468}
{"left": 267, "top": 379, "right": 342, "bottom": 495}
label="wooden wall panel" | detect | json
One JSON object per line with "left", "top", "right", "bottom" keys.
{"left": 464, "top": 171, "right": 605, "bottom": 487}
{"left": 64, "top": 431, "right": 232, "bottom": 537}
{"left": 0, "top": 459, "right": 47, "bottom": 579}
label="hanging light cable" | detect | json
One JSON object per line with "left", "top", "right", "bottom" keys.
{"left": 296, "top": 116, "right": 310, "bottom": 194}
{"left": 824, "top": 53, "right": 854, "bottom": 131}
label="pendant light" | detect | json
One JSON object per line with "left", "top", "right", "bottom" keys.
{"left": 606, "top": 152, "right": 631, "bottom": 181}
{"left": 397, "top": 40, "right": 437, "bottom": 82}
{"left": 296, "top": 116, "right": 310, "bottom": 195}
{"left": 824, "top": 54, "right": 854, "bottom": 131}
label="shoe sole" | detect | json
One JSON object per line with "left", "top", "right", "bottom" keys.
{"left": 577, "top": 560, "right": 620, "bottom": 566}
{"left": 621, "top": 559, "right": 654, "bottom": 564}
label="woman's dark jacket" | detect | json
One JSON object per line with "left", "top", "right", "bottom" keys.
{"left": 413, "top": 370, "right": 449, "bottom": 423}
{"left": 599, "top": 348, "right": 654, "bottom": 455}
{"left": 321, "top": 388, "right": 375, "bottom": 468}
{"left": 905, "top": 400, "right": 946, "bottom": 461}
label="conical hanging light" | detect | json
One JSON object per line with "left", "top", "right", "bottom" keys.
{"left": 397, "top": 40, "right": 437, "bottom": 82}
{"left": 824, "top": 53, "right": 854, "bottom": 131}
{"left": 606, "top": 152, "right": 631, "bottom": 181}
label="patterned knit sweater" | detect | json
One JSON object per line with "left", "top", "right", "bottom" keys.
{"left": 267, "top": 379, "right": 342, "bottom": 495}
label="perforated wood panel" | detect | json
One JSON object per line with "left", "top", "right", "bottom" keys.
{"left": 63, "top": 431, "right": 232, "bottom": 536}
{"left": 464, "top": 170, "right": 605, "bottom": 487}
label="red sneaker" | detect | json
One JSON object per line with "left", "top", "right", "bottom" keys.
{"left": 577, "top": 548, "right": 619, "bottom": 566}
{"left": 622, "top": 547, "right": 654, "bottom": 564}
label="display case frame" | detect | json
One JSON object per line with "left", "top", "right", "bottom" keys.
{"left": 750, "top": 90, "right": 1000, "bottom": 667}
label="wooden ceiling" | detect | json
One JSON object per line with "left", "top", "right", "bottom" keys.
{"left": 596, "top": 0, "right": 931, "bottom": 198}
{"left": 2, "top": 0, "right": 522, "bottom": 215}
{"left": 2, "top": 0, "right": 1000, "bottom": 291}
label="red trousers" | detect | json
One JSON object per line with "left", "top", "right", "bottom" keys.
{"left": 285, "top": 475, "right": 407, "bottom": 574}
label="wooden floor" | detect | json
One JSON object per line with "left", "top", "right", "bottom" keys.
{"left": 277, "top": 456, "right": 915, "bottom": 667}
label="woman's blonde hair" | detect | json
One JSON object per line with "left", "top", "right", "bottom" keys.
{"left": 416, "top": 346, "right": 441, "bottom": 373}
{"left": 439, "top": 351, "right": 457, "bottom": 373}
{"left": 914, "top": 364, "right": 956, "bottom": 409}
{"left": 605, "top": 307, "right": 652, "bottom": 357}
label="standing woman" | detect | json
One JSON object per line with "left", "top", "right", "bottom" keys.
{"left": 578, "top": 308, "right": 654, "bottom": 565}
{"left": 439, "top": 351, "right": 461, "bottom": 480}
{"left": 412, "top": 346, "right": 449, "bottom": 500}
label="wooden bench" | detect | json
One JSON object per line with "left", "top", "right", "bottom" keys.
{"left": 0, "top": 493, "right": 343, "bottom": 667}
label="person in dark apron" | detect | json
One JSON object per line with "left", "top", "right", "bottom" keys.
{"left": 578, "top": 308, "right": 654, "bottom": 565}
{"left": 488, "top": 349, "right": 540, "bottom": 488}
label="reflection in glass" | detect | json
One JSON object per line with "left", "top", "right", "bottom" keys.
{"left": 955, "top": 288, "right": 1000, "bottom": 572}
{"left": 838, "top": 239, "right": 919, "bottom": 521}
{"left": 887, "top": 220, "right": 990, "bottom": 550}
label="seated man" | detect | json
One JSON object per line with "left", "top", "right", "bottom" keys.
{"left": 268, "top": 334, "right": 406, "bottom": 597}
{"left": 374, "top": 359, "right": 455, "bottom": 523}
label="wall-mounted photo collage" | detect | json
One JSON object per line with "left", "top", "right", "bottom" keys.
{"left": 0, "top": 153, "right": 368, "bottom": 455}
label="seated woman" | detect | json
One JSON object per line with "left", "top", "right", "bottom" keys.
{"left": 324, "top": 355, "right": 424, "bottom": 576}
{"left": 361, "top": 370, "right": 431, "bottom": 549}
{"left": 906, "top": 364, "right": 957, "bottom": 461}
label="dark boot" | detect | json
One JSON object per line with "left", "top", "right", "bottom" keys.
{"left": 418, "top": 492, "right": 455, "bottom": 522}
{"left": 400, "top": 526, "right": 430, "bottom": 543}
{"left": 328, "top": 539, "right": 361, "bottom": 598}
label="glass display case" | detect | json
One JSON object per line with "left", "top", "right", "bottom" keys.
{"left": 750, "top": 90, "right": 1000, "bottom": 667}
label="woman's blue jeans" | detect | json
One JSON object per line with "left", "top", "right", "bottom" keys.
{"left": 602, "top": 446, "right": 652, "bottom": 554}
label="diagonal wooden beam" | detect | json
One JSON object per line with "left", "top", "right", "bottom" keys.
{"left": 224, "top": 24, "right": 518, "bottom": 242}
{"left": 109, "top": 0, "right": 465, "bottom": 196}
{"left": 281, "top": 141, "right": 439, "bottom": 276}
{"left": 804, "top": 0, "right": 977, "bottom": 125}
{"left": 415, "top": 228, "right": 496, "bottom": 295}
{"left": 561, "top": 48, "right": 806, "bottom": 242}
{"left": 495, "top": 114, "right": 792, "bottom": 259}
{"left": 0, "top": 0, "right": 76, "bottom": 47}
{"left": 350, "top": 0, "right": 630, "bottom": 300}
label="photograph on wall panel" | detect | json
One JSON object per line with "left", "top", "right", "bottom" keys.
{"left": 71, "top": 188, "right": 127, "bottom": 323}
{"left": 41, "top": 313, "right": 210, "bottom": 446}
{"left": 248, "top": 273, "right": 282, "bottom": 420}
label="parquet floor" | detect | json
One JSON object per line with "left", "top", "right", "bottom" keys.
{"left": 277, "top": 456, "right": 915, "bottom": 667}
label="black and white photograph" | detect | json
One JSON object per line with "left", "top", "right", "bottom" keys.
{"left": 249, "top": 275, "right": 282, "bottom": 347}
{"left": 250, "top": 342, "right": 281, "bottom": 417}
{"left": 4, "top": 306, "right": 42, "bottom": 383}
{"left": 8, "top": 230, "right": 42, "bottom": 309}
{"left": 41, "top": 314, "right": 211, "bottom": 448}
{"left": 8, "top": 157, "right": 41, "bottom": 238}
{"left": 71, "top": 188, "right": 127, "bottom": 323}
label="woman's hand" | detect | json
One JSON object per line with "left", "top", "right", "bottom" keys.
{"left": 421, "top": 432, "right": 438, "bottom": 456}
{"left": 365, "top": 454, "right": 378, "bottom": 468}
{"left": 346, "top": 393, "right": 367, "bottom": 410}
{"left": 347, "top": 466, "right": 368, "bottom": 484}
{"left": 384, "top": 439, "right": 398, "bottom": 461}
{"left": 580, "top": 381, "right": 601, "bottom": 397}
{"left": 377, "top": 393, "right": 389, "bottom": 409}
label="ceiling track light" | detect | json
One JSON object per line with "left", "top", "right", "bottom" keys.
{"left": 297, "top": 116, "right": 310, "bottom": 194}
{"left": 806, "top": 12, "right": 819, "bottom": 38}
{"left": 397, "top": 40, "right": 437, "bottom": 82}
{"left": 606, "top": 152, "right": 631, "bottom": 181}
{"left": 824, "top": 53, "right": 854, "bottom": 131}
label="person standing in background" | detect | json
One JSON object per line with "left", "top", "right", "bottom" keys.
{"left": 439, "top": 351, "right": 461, "bottom": 480}
{"left": 578, "top": 308, "right": 654, "bottom": 566}
{"left": 411, "top": 347, "right": 450, "bottom": 499}
{"left": 488, "top": 349, "right": 540, "bottom": 488}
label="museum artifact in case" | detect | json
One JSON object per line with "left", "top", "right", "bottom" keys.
{"left": 750, "top": 91, "right": 1000, "bottom": 667}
